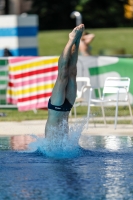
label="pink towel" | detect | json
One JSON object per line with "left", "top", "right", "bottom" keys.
{"left": 7, "top": 56, "right": 58, "bottom": 111}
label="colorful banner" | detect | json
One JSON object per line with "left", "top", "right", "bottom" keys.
{"left": 7, "top": 56, "right": 59, "bottom": 111}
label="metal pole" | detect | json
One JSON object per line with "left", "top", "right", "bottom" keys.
{"left": 70, "top": 11, "right": 82, "bottom": 26}
{"left": 114, "top": 89, "right": 119, "bottom": 129}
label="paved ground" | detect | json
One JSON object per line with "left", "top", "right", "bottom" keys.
{"left": 0, "top": 118, "right": 133, "bottom": 137}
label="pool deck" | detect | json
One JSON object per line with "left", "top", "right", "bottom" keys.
{"left": 0, "top": 118, "right": 133, "bottom": 137}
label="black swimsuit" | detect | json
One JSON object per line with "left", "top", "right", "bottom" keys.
{"left": 48, "top": 98, "right": 73, "bottom": 112}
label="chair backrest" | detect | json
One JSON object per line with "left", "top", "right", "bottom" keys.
{"left": 76, "top": 77, "right": 91, "bottom": 98}
{"left": 103, "top": 77, "right": 130, "bottom": 100}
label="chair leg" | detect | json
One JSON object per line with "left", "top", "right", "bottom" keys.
{"left": 91, "top": 114, "right": 96, "bottom": 127}
{"left": 33, "top": 109, "right": 37, "bottom": 114}
{"left": 114, "top": 90, "right": 119, "bottom": 129}
{"left": 98, "top": 88, "right": 106, "bottom": 126}
{"left": 100, "top": 102, "right": 106, "bottom": 126}
{"left": 86, "top": 88, "right": 92, "bottom": 129}
{"left": 127, "top": 95, "right": 133, "bottom": 124}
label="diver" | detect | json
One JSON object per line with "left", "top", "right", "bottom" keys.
{"left": 45, "top": 24, "right": 84, "bottom": 138}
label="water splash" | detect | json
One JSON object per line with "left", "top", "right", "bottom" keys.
{"left": 27, "top": 118, "right": 87, "bottom": 158}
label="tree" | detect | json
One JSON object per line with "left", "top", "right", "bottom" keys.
{"left": 30, "top": 0, "right": 132, "bottom": 30}
{"left": 77, "top": 0, "right": 126, "bottom": 28}
{"left": 30, "top": 0, "right": 80, "bottom": 30}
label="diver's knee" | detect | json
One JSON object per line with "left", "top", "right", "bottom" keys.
{"left": 69, "top": 68, "right": 77, "bottom": 77}
{"left": 59, "top": 68, "right": 69, "bottom": 80}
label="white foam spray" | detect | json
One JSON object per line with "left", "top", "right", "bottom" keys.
{"left": 27, "top": 118, "right": 87, "bottom": 158}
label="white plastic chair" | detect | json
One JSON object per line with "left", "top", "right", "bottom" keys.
{"left": 73, "top": 77, "right": 105, "bottom": 128}
{"left": 87, "top": 77, "right": 133, "bottom": 129}
{"left": 73, "top": 77, "right": 92, "bottom": 118}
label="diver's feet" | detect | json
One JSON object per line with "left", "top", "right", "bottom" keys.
{"left": 69, "top": 24, "right": 84, "bottom": 43}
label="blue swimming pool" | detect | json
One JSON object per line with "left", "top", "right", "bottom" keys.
{"left": 0, "top": 133, "right": 133, "bottom": 200}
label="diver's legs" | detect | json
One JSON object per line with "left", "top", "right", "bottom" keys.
{"left": 66, "top": 25, "right": 84, "bottom": 105}
{"left": 51, "top": 24, "right": 84, "bottom": 106}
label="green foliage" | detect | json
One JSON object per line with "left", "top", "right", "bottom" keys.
{"left": 81, "top": 0, "right": 126, "bottom": 28}
{"left": 29, "top": 0, "right": 132, "bottom": 30}
{"left": 30, "top": 0, "right": 80, "bottom": 30}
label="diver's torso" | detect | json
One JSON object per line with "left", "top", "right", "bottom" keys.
{"left": 45, "top": 109, "right": 69, "bottom": 138}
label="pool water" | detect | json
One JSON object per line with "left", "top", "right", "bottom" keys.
{"left": 0, "top": 122, "right": 133, "bottom": 200}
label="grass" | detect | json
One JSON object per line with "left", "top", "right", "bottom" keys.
{"left": 38, "top": 27, "right": 133, "bottom": 56}
{"left": 0, "top": 109, "right": 48, "bottom": 122}
{"left": 0, "top": 106, "right": 133, "bottom": 123}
